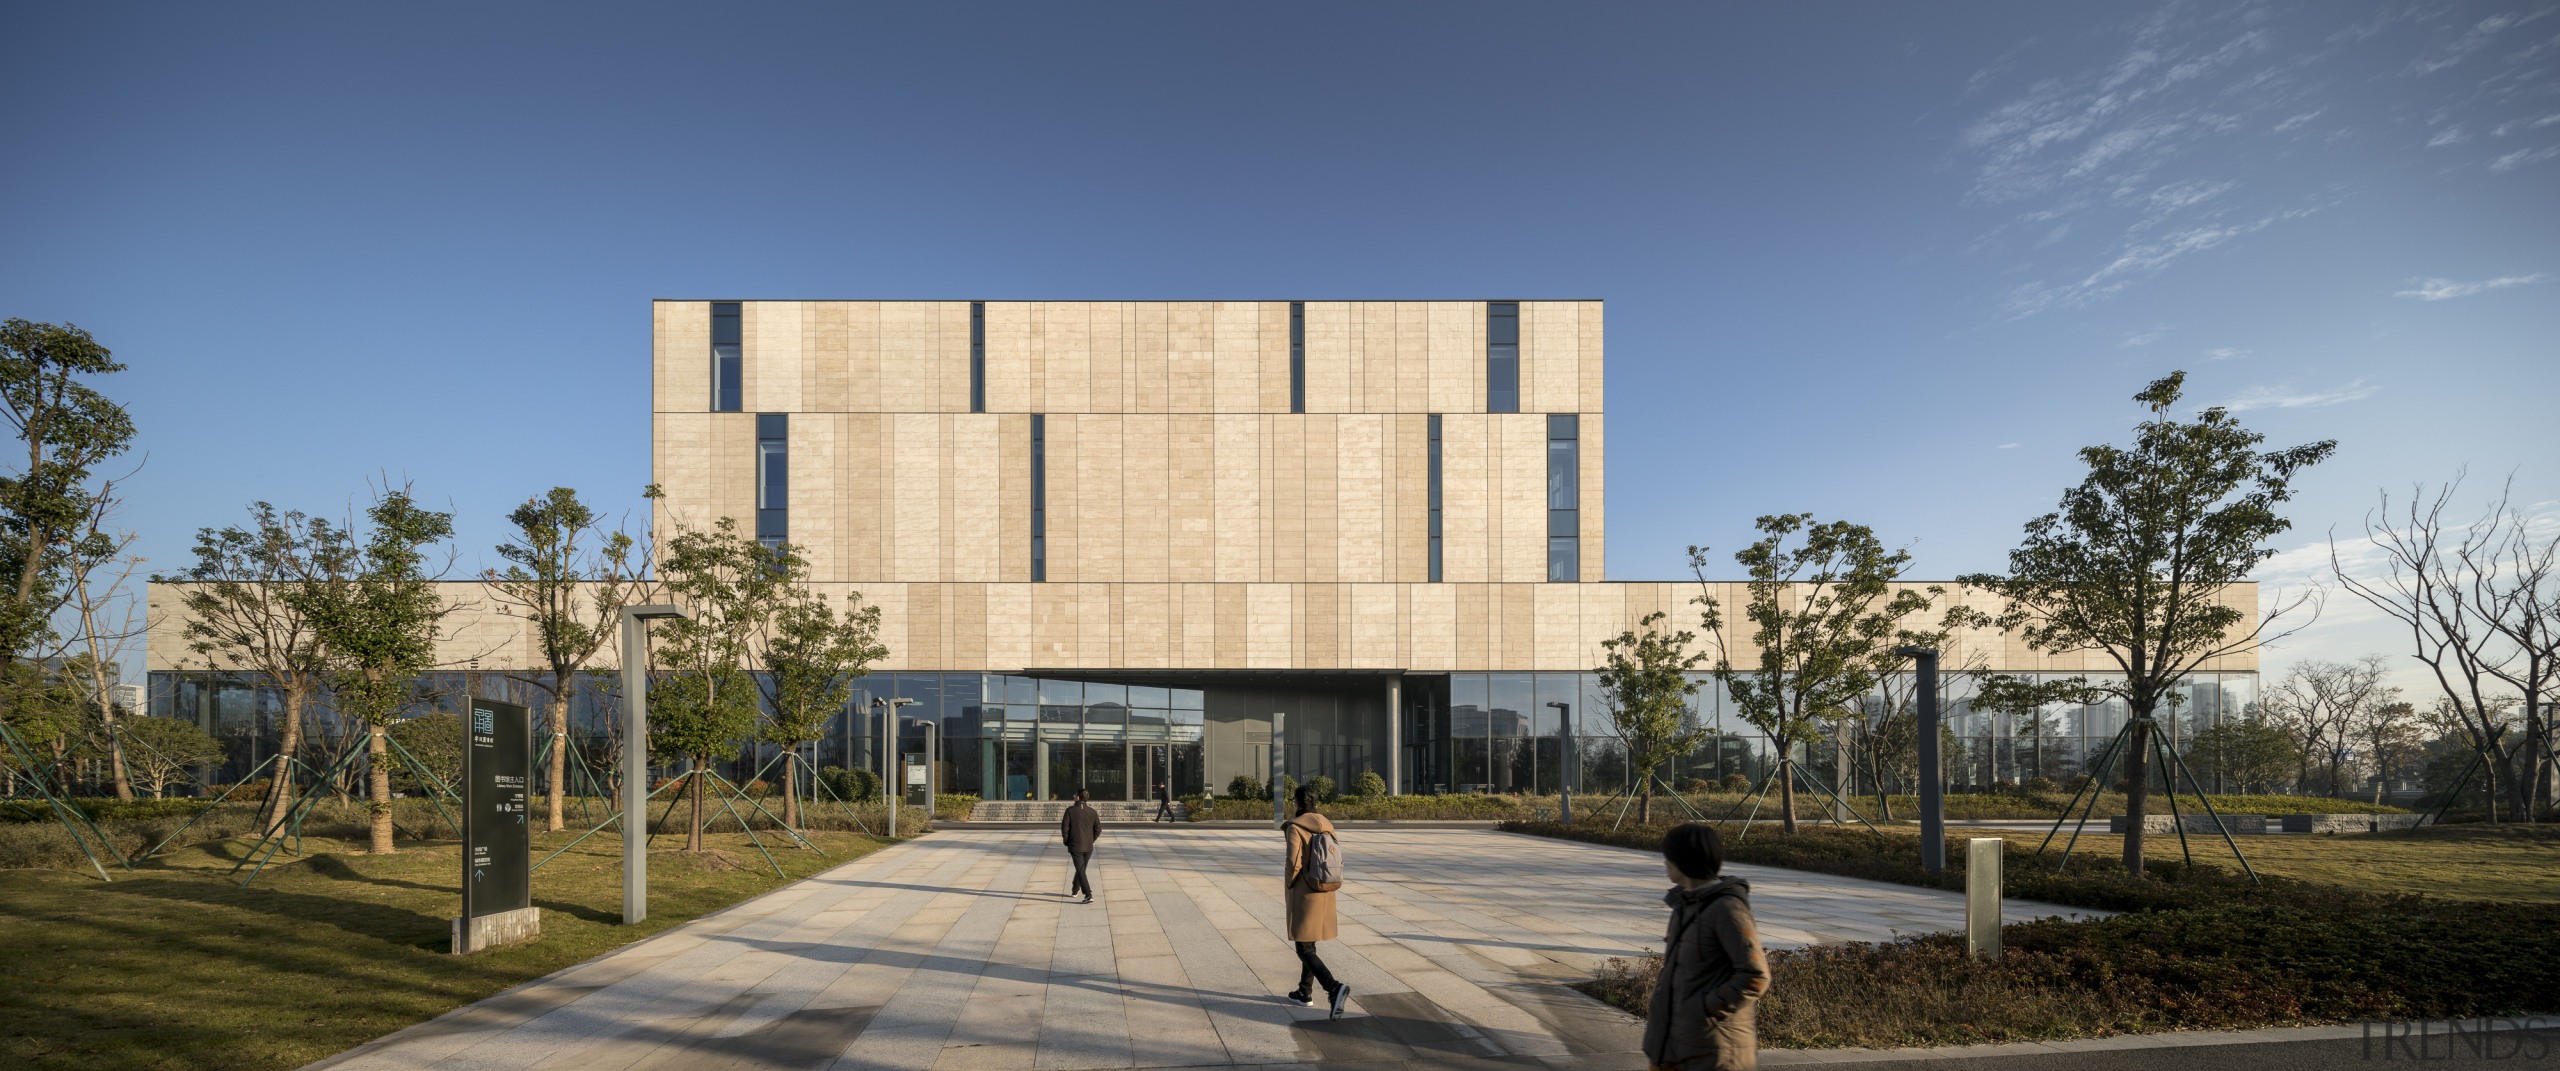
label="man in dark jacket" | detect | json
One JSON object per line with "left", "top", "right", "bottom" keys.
{"left": 1645, "top": 822, "right": 1769, "bottom": 1070}
{"left": 1061, "top": 789, "right": 1101, "bottom": 903}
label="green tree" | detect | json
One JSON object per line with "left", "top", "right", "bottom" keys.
{"left": 385, "top": 711, "right": 462, "bottom": 797}
{"left": 2187, "top": 712, "right": 2302, "bottom": 794}
{"left": 757, "top": 586, "right": 887, "bottom": 828}
{"left": 121, "top": 715, "right": 223, "bottom": 798}
{"left": 484, "top": 487, "right": 650, "bottom": 831}
{"left": 1971, "top": 673, "right": 2097, "bottom": 784}
{"left": 1961, "top": 371, "right": 2333, "bottom": 877}
{"left": 0, "top": 319, "right": 135, "bottom": 675}
{"left": 168, "top": 504, "right": 346, "bottom": 832}
{"left": 652, "top": 516, "right": 793, "bottom": 852}
{"left": 1692, "top": 515, "right": 1936, "bottom": 833}
{"left": 291, "top": 488, "right": 455, "bottom": 854}
{"left": 1595, "top": 611, "right": 1707, "bottom": 823}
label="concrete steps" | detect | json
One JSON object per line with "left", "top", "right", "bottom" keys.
{"left": 966, "top": 800, "right": 1184, "bottom": 823}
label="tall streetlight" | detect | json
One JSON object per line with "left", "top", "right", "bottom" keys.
{"left": 1546, "top": 701, "right": 1574, "bottom": 825}
{"left": 619, "top": 603, "right": 690, "bottom": 925}
{"left": 1895, "top": 645, "right": 1945, "bottom": 874}
{"left": 874, "top": 695, "right": 917, "bottom": 836}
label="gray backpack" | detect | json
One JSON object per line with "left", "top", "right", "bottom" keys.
{"left": 1301, "top": 825, "right": 1344, "bottom": 892}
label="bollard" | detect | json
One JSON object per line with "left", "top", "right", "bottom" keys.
{"left": 1965, "top": 838, "right": 2003, "bottom": 960}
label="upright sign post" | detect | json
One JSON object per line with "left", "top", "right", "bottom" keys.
{"left": 1897, "top": 645, "right": 1946, "bottom": 874}
{"left": 455, "top": 695, "right": 538, "bottom": 954}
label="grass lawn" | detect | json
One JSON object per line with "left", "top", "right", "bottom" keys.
{"left": 0, "top": 827, "right": 894, "bottom": 1071}
{"left": 1977, "top": 823, "right": 2560, "bottom": 903}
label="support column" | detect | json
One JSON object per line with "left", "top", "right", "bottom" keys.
{"left": 1034, "top": 737, "right": 1050, "bottom": 802}
{"left": 1385, "top": 677, "right": 1403, "bottom": 796}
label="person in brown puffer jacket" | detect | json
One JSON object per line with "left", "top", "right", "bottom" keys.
{"left": 1644, "top": 822, "right": 1769, "bottom": 1071}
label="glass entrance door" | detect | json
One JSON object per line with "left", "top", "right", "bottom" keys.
{"left": 1134, "top": 744, "right": 1171, "bottom": 803}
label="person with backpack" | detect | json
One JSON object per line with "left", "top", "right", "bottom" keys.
{"left": 1061, "top": 789, "right": 1101, "bottom": 904}
{"left": 1646, "top": 822, "right": 1769, "bottom": 1071}
{"left": 1282, "top": 784, "right": 1351, "bottom": 1018}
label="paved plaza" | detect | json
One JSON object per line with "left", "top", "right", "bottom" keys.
{"left": 313, "top": 827, "right": 2104, "bottom": 1071}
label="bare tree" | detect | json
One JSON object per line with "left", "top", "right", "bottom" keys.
{"left": 2333, "top": 477, "right": 2547, "bottom": 821}
{"left": 2260, "top": 656, "right": 2394, "bottom": 798}
{"left": 2353, "top": 700, "right": 2425, "bottom": 806}
{"left": 2467, "top": 492, "right": 2559, "bottom": 818}
{"left": 66, "top": 517, "right": 145, "bottom": 801}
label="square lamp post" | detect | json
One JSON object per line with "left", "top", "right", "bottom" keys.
{"left": 620, "top": 604, "right": 690, "bottom": 925}
{"left": 875, "top": 696, "right": 917, "bottom": 836}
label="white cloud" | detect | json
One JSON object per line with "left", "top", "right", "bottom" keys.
{"left": 2272, "top": 109, "right": 2325, "bottom": 133}
{"left": 2489, "top": 145, "right": 2560, "bottom": 173}
{"left": 2219, "top": 378, "right": 2379, "bottom": 412}
{"left": 2427, "top": 125, "right": 2469, "bottom": 147}
{"left": 2393, "top": 273, "right": 2549, "bottom": 300}
{"left": 1997, "top": 442, "right": 2022, "bottom": 450}
{"left": 2203, "top": 347, "right": 2250, "bottom": 360}
{"left": 2119, "top": 327, "right": 2169, "bottom": 347}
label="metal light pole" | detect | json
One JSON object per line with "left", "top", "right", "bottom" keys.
{"left": 1547, "top": 701, "right": 1573, "bottom": 825}
{"left": 876, "top": 696, "right": 917, "bottom": 836}
{"left": 910, "top": 717, "right": 939, "bottom": 805}
{"left": 619, "top": 604, "right": 689, "bottom": 926}
{"left": 1896, "top": 645, "right": 1944, "bottom": 874}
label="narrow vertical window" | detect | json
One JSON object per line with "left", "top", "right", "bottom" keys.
{"left": 1427, "top": 414, "right": 1443, "bottom": 583}
{"left": 970, "top": 302, "right": 986, "bottom": 413}
{"left": 1546, "top": 413, "right": 1579, "bottom": 582}
{"left": 1289, "top": 301, "right": 1305, "bottom": 413}
{"left": 1030, "top": 413, "right": 1046, "bottom": 582}
{"left": 711, "top": 302, "right": 742, "bottom": 413}
{"left": 1486, "top": 302, "right": 1519, "bottom": 413}
{"left": 756, "top": 412, "right": 788, "bottom": 553}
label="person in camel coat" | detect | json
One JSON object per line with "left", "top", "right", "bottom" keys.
{"left": 1282, "top": 784, "right": 1350, "bottom": 1017}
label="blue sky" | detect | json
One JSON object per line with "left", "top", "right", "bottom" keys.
{"left": 3, "top": 1, "right": 2553, "bottom": 692}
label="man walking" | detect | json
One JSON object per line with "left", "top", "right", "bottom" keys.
{"left": 1153, "top": 781, "right": 1176, "bottom": 823}
{"left": 1061, "top": 789, "right": 1100, "bottom": 903}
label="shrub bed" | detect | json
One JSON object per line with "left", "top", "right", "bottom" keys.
{"left": 1580, "top": 900, "right": 2560, "bottom": 1047}
{"left": 1523, "top": 819, "right": 2560, "bottom": 1046}
{"left": 1188, "top": 794, "right": 1528, "bottom": 822}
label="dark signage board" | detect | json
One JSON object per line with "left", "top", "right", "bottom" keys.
{"left": 463, "top": 697, "right": 532, "bottom": 920}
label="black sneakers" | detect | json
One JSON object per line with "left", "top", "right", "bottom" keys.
{"left": 1328, "top": 982, "right": 1351, "bottom": 1019}
{"left": 1283, "top": 990, "right": 1313, "bottom": 1007}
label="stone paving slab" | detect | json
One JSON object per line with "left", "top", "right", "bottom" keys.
{"left": 307, "top": 827, "right": 2105, "bottom": 1071}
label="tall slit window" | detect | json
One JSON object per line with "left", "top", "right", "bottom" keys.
{"left": 1487, "top": 302, "right": 1519, "bottom": 413}
{"left": 711, "top": 302, "right": 742, "bottom": 412}
{"left": 1546, "top": 413, "right": 1578, "bottom": 581}
{"left": 1427, "top": 414, "right": 1443, "bottom": 583}
{"left": 1289, "top": 301, "right": 1305, "bottom": 413}
{"left": 1030, "top": 414, "right": 1046, "bottom": 582}
{"left": 970, "top": 302, "right": 986, "bottom": 413}
{"left": 756, "top": 413, "right": 788, "bottom": 552}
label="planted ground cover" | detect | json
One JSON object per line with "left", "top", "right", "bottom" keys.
{"left": 1513, "top": 820, "right": 2560, "bottom": 1047}
{"left": 0, "top": 795, "right": 930, "bottom": 872}
{"left": 0, "top": 827, "right": 893, "bottom": 1071}
{"left": 1180, "top": 789, "right": 2405, "bottom": 824}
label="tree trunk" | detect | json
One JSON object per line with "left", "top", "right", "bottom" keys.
{"left": 783, "top": 750, "right": 801, "bottom": 829}
{"left": 1638, "top": 775, "right": 1652, "bottom": 825}
{"left": 367, "top": 724, "right": 395, "bottom": 854}
{"left": 687, "top": 766, "right": 705, "bottom": 853}
{"left": 2119, "top": 717, "right": 2155, "bottom": 878}
{"left": 1777, "top": 758, "right": 1799, "bottom": 834}
{"left": 546, "top": 690, "right": 570, "bottom": 833}
{"left": 263, "top": 687, "right": 305, "bottom": 834}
